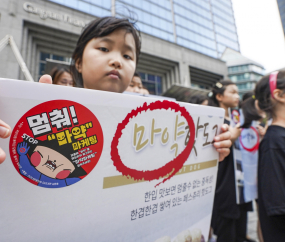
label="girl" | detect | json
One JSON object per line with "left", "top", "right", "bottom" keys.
{"left": 240, "top": 91, "right": 265, "bottom": 242}
{"left": 0, "top": 17, "right": 231, "bottom": 163}
{"left": 125, "top": 72, "right": 150, "bottom": 94}
{"left": 125, "top": 72, "right": 143, "bottom": 93}
{"left": 252, "top": 71, "right": 285, "bottom": 241}
{"left": 208, "top": 80, "right": 250, "bottom": 242}
{"left": 49, "top": 65, "right": 74, "bottom": 87}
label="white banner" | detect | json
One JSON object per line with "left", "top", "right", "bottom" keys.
{"left": 0, "top": 79, "right": 224, "bottom": 242}
{"left": 231, "top": 109, "right": 258, "bottom": 204}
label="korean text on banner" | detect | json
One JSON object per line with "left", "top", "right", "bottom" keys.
{"left": 0, "top": 79, "right": 224, "bottom": 242}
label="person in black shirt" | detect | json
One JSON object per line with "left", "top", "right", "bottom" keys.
{"left": 253, "top": 71, "right": 285, "bottom": 241}
{"left": 242, "top": 71, "right": 285, "bottom": 240}
{"left": 258, "top": 125, "right": 285, "bottom": 240}
{"left": 208, "top": 80, "right": 251, "bottom": 242}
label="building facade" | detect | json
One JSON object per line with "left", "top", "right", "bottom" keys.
{"left": 277, "top": 0, "right": 285, "bottom": 36}
{"left": 221, "top": 48, "right": 265, "bottom": 99}
{"left": 0, "top": 0, "right": 238, "bottom": 99}
{"left": 47, "top": 0, "right": 240, "bottom": 59}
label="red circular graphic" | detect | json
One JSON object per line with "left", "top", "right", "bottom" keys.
{"left": 111, "top": 100, "right": 195, "bottom": 186}
{"left": 231, "top": 110, "right": 240, "bottom": 124}
{"left": 9, "top": 100, "right": 103, "bottom": 188}
{"left": 239, "top": 127, "right": 259, "bottom": 153}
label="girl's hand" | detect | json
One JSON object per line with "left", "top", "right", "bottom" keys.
{"left": 229, "top": 123, "right": 241, "bottom": 143}
{"left": 256, "top": 124, "right": 266, "bottom": 137}
{"left": 213, "top": 124, "right": 232, "bottom": 162}
{"left": 0, "top": 120, "right": 12, "bottom": 164}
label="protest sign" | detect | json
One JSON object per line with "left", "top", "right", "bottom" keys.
{"left": 231, "top": 109, "right": 258, "bottom": 204}
{"left": 0, "top": 79, "right": 224, "bottom": 242}
{"left": 239, "top": 111, "right": 259, "bottom": 203}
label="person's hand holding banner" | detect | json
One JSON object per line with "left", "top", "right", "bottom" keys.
{"left": 213, "top": 123, "right": 232, "bottom": 161}
{"left": 229, "top": 123, "right": 241, "bottom": 143}
{"left": 39, "top": 74, "right": 53, "bottom": 84}
{"left": 256, "top": 124, "right": 266, "bottom": 137}
{"left": 0, "top": 119, "right": 11, "bottom": 164}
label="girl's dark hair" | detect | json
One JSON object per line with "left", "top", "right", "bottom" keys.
{"left": 241, "top": 71, "right": 285, "bottom": 127}
{"left": 49, "top": 65, "right": 73, "bottom": 86}
{"left": 134, "top": 72, "right": 140, "bottom": 77}
{"left": 241, "top": 91, "right": 262, "bottom": 128}
{"left": 208, "top": 80, "right": 235, "bottom": 107}
{"left": 255, "top": 71, "right": 285, "bottom": 115}
{"left": 188, "top": 94, "right": 208, "bottom": 105}
{"left": 71, "top": 17, "right": 141, "bottom": 87}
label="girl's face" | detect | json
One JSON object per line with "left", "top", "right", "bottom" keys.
{"left": 77, "top": 28, "right": 136, "bottom": 93}
{"left": 126, "top": 76, "right": 143, "bottom": 93}
{"left": 30, "top": 146, "right": 75, "bottom": 179}
{"left": 218, "top": 84, "right": 240, "bottom": 108}
{"left": 56, "top": 72, "right": 74, "bottom": 87}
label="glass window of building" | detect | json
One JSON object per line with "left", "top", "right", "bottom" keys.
{"left": 116, "top": 0, "right": 174, "bottom": 42}
{"left": 47, "top": 0, "right": 240, "bottom": 60}
{"left": 229, "top": 73, "right": 251, "bottom": 82}
{"left": 250, "top": 65, "right": 265, "bottom": 75}
{"left": 236, "top": 82, "right": 254, "bottom": 90}
{"left": 139, "top": 72, "right": 162, "bottom": 95}
{"left": 228, "top": 65, "right": 249, "bottom": 73}
{"left": 49, "top": 0, "right": 112, "bottom": 16}
{"left": 39, "top": 52, "right": 71, "bottom": 80}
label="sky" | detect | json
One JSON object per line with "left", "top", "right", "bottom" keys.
{"left": 232, "top": 0, "right": 285, "bottom": 73}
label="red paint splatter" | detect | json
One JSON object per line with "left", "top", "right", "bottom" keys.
{"left": 111, "top": 100, "right": 195, "bottom": 186}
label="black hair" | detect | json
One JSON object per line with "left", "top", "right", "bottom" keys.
{"left": 133, "top": 72, "right": 140, "bottom": 77}
{"left": 71, "top": 17, "right": 141, "bottom": 87}
{"left": 242, "top": 91, "right": 253, "bottom": 101}
{"left": 255, "top": 71, "right": 285, "bottom": 116}
{"left": 27, "top": 139, "right": 87, "bottom": 179}
{"left": 188, "top": 94, "right": 208, "bottom": 105}
{"left": 240, "top": 91, "right": 262, "bottom": 128}
{"left": 49, "top": 65, "right": 74, "bottom": 86}
{"left": 207, "top": 80, "right": 236, "bottom": 107}
{"left": 241, "top": 71, "right": 285, "bottom": 127}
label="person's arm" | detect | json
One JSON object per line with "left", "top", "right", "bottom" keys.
{"left": 213, "top": 124, "right": 232, "bottom": 162}
{"left": 17, "top": 142, "right": 30, "bottom": 172}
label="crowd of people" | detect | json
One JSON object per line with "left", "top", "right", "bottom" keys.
{"left": 189, "top": 73, "right": 285, "bottom": 241}
{"left": 0, "top": 16, "right": 284, "bottom": 242}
